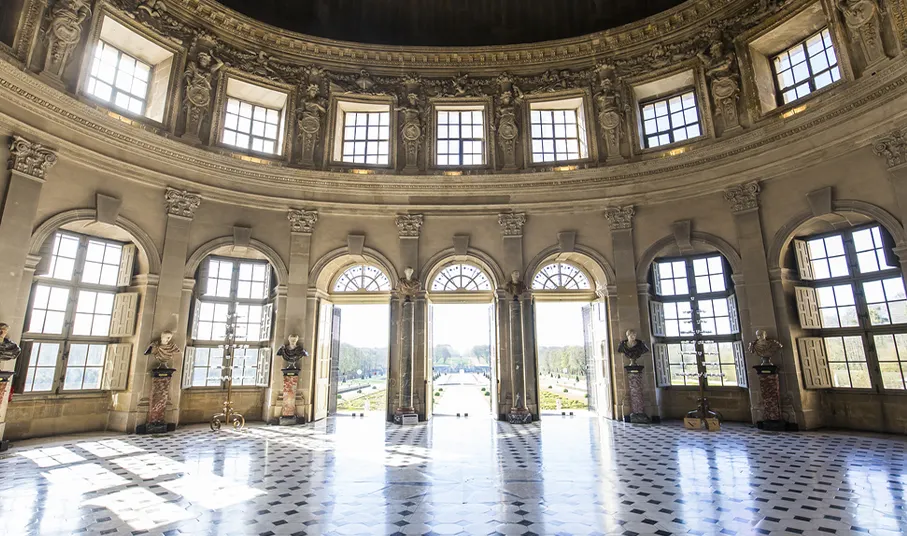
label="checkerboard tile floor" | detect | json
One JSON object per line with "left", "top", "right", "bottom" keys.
{"left": 1, "top": 415, "right": 905, "bottom": 535}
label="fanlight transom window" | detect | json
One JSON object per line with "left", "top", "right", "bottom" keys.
{"left": 532, "top": 263, "right": 592, "bottom": 290}
{"left": 334, "top": 265, "right": 391, "bottom": 292}
{"left": 431, "top": 264, "right": 492, "bottom": 292}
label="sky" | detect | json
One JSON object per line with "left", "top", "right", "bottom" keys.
{"left": 334, "top": 301, "right": 589, "bottom": 351}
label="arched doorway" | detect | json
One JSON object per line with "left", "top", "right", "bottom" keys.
{"left": 313, "top": 263, "right": 392, "bottom": 420}
{"left": 426, "top": 261, "right": 498, "bottom": 417}
{"left": 529, "top": 255, "right": 614, "bottom": 419}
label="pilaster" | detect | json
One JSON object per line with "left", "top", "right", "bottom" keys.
{"left": 874, "top": 129, "right": 907, "bottom": 225}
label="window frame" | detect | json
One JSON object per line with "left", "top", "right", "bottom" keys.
{"left": 522, "top": 92, "right": 595, "bottom": 167}
{"left": 19, "top": 232, "right": 134, "bottom": 394}
{"left": 794, "top": 224, "right": 907, "bottom": 393}
{"left": 770, "top": 28, "right": 842, "bottom": 108}
{"left": 638, "top": 88, "right": 703, "bottom": 150}
{"left": 649, "top": 253, "right": 744, "bottom": 389}
{"left": 433, "top": 105, "right": 488, "bottom": 168}
{"left": 85, "top": 40, "right": 152, "bottom": 117}
{"left": 188, "top": 256, "right": 275, "bottom": 389}
{"left": 329, "top": 97, "right": 395, "bottom": 169}
{"left": 220, "top": 97, "right": 284, "bottom": 156}
{"left": 215, "top": 75, "right": 291, "bottom": 159}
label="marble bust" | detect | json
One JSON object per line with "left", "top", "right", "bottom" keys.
{"left": 144, "top": 330, "right": 181, "bottom": 369}
{"left": 504, "top": 270, "right": 526, "bottom": 299}
{"left": 277, "top": 334, "right": 309, "bottom": 369}
{"left": 748, "top": 329, "right": 782, "bottom": 365}
{"left": 617, "top": 329, "right": 650, "bottom": 366}
{"left": 398, "top": 266, "right": 421, "bottom": 300}
{"left": 0, "top": 323, "right": 21, "bottom": 361}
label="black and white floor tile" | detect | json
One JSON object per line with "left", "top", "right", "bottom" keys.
{"left": 1, "top": 415, "right": 905, "bottom": 535}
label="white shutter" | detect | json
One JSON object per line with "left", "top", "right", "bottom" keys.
{"left": 191, "top": 299, "right": 201, "bottom": 339}
{"left": 650, "top": 300, "right": 667, "bottom": 337}
{"left": 653, "top": 343, "right": 671, "bottom": 387}
{"left": 795, "top": 287, "right": 822, "bottom": 329}
{"left": 109, "top": 292, "right": 139, "bottom": 337}
{"left": 256, "top": 348, "right": 272, "bottom": 387}
{"left": 117, "top": 244, "right": 137, "bottom": 287}
{"left": 102, "top": 343, "right": 132, "bottom": 391}
{"left": 794, "top": 240, "right": 814, "bottom": 281}
{"left": 797, "top": 337, "right": 832, "bottom": 389}
{"left": 727, "top": 295, "right": 740, "bottom": 334}
{"left": 733, "top": 340, "right": 748, "bottom": 388}
{"left": 260, "top": 303, "right": 273, "bottom": 341}
{"left": 652, "top": 264, "right": 663, "bottom": 295}
{"left": 181, "top": 347, "right": 196, "bottom": 389}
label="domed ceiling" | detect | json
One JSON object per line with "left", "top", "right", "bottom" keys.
{"left": 215, "top": 0, "right": 689, "bottom": 46}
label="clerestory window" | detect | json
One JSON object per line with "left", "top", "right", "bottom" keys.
{"left": 772, "top": 28, "right": 841, "bottom": 106}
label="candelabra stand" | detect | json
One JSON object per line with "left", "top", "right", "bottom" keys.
{"left": 211, "top": 313, "right": 246, "bottom": 431}
{"left": 684, "top": 342, "right": 722, "bottom": 431}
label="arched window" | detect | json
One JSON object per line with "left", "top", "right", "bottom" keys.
{"left": 532, "top": 262, "right": 591, "bottom": 290}
{"left": 648, "top": 254, "right": 746, "bottom": 388}
{"left": 431, "top": 263, "right": 492, "bottom": 291}
{"left": 791, "top": 224, "right": 907, "bottom": 391}
{"left": 20, "top": 231, "right": 138, "bottom": 393}
{"left": 186, "top": 257, "right": 275, "bottom": 388}
{"left": 333, "top": 264, "right": 391, "bottom": 292}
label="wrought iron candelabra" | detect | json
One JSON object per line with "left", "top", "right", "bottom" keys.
{"left": 211, "top": 313, "right": 246, "bottom": 431}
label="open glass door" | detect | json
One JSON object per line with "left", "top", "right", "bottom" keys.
{"left": 313, "top": 299, "right": 334, "bottom": 421}
{"left": 488, "top": 299, "right": 498, "bottom": 416}
{"left": 327, "top": 307, "right": 341, "bottom": 415}
{"left": 584, "top": 300, "right": 613, "bottom": 419}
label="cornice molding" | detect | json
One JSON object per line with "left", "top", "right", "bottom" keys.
{"left": 8, "top": 135, "right": 57, "bottom": 180}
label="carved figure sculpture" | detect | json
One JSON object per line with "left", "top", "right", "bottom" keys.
{"left": 398, "top": 267, "right": 421, "bottom": 300}
{"left": 617, "top": 329, "right": 650, "bottom": 366}
{"left": 495, "top": 88, "right": 520, "bottom": 170}
{"left": 397, "top": 93, "right": 426, "bottom": 171}
{"left": 277, "top": 334, "right": 309, "bottom": 370}
{"left": 699, "top": 40, "right": 741, "bottom": 129}
{"left": 0, "top": 323, "right": 21, "bottom": 361}
{"left": 505, "top": 270, "right": 526, "bottom": 299}
{"left": 595, "top": 76, "right": 626, "bottom": 162}
{"left": 748, "top": 329, "right": 783, "bottom": 366}
{"left": 43, "top": 0, "right": 91, "bottom": 80}
{"left": 182, "top": 50, "right": 223, "bottom": 141}
{"left": 297, "top": 84, "right": 327, "bottom": 166}
{"left": 838, "top": 0, "right": 886, "bottom": 68}
{"left": 144, "top": 330, "right": 182, "bottom": 369}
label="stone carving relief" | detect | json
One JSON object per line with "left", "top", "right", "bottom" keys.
{"left": 698, "top": 29, "right": 741, "bottom": 131}
{"left": 296, "top": 80, "right": 328, "bottom": 166}
{"left": 164, "top": 188, "right": 201, "bottom": 218}
{"left": 604, "top": 206, "right": 635, "bottom": 230}
{"left": 498, "top": 213, "right": 527, "bottom": 236}
{"left": 397, "top": 90, "right": 428, "bottom": 173}
{"left": 838, "top": 0, "right": 888, "bottom": 69}
{"left": 43, "top": 0, "right": 91, "bottom": 80}
{"left": 594, "top": 63, "right": 629, "bottom": 162}
{"left": 8, "top": 136, "right": 58, "bottom": 180}
{"left": 395, "top": 214, "right": 424, "bottom": 238}
{"left": 494, "top": 75, "right": 522, "bottom": 171}
{"left": 873, "top": 128, "right": 907, "bottom": 167}
{"left": 288, "top": 209, "right": 319, "bottom": 234}
{"left": 723, "top": 181, "right": 761, "bottom": 212}
{"left": 181, "top": 38, "right": 223, "bottom": 142}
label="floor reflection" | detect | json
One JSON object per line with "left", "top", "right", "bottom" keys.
{"left": 0, "top": 416, "right": 905, "bottom": 535}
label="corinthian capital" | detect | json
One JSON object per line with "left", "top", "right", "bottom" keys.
{"left": 498, "top": 213, "right": 527, "bottom": 237}
{"left": 395, "top": 214, "right": 424, "bottom": 238}
{"left": 164, "top": 188, "right": 201, "bottom": 219}
{"left": 604, "top": 206, "right": 634, "bottom": 230}
{"left": 723, "top": 181, "right": 761, "bottom": 213}
{"left": 873, "top": 129, "right": 907, "bottom": 168}
{"left": 8, "top": 136, "right": 57, "bottom": 180}
{"left": 288, "top": 208, "right": 318, "bottom": 234}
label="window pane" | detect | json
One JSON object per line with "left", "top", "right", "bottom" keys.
{"left": 639, "top": 91, "right": 699, "bottom": 149}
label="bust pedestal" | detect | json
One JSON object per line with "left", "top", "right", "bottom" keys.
{"left": 141, "top": 368, "right": 176, "bottom": 434}
{"left": 0, "top": 371, "right": 14, "bottom": 452}
{"left": 280, "top": 368, "right": 301, "bottom": 425}
{"left": 624, "top": 365, "right": 651, "bottom": 424}
{"left": 508, "top": 406, "right": 532, "bottom": 424}
{"left": 755, "top": 364, "right": 786, "bottom": 431}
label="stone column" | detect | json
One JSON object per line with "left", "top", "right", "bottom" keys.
{"left": 269, "top": 209, "right": 317, "bottom": 423}
{"left": 149, "top": 189, "right": 200, "bottom": 429}
{"left": 394, "top": 214, "right": 422, "bottom": 423}
{"left": 723, "top": 181, "right": 786, "bottom": 428}
{"left": 605, "top": 206, "right": 655, "bottom": 421}
{"left": 0, "top": 136, "right": 56, "bottom": 447}
{"left": 499, "top": 213, "right": 529, "bottom": 419}
{"left": 394, "top": 297, "right": 417, "bottom": 423}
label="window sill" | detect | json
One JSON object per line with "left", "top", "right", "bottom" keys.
{"left": 80, "top": 96, "right": 166, "bottom": 131}
{"left": 14, "top": 391, "right": 110, "bottom": 401}
{"left": 328, "top": 161, "right": 395, "bottom": 173}
{"left": 757, "top": 80, "right": 844, "bottom": 123}
{"left": 637, "top": 134, "right": 708, "bottom": 157}
{"left": 215, "top": 144, "right": 286, "bottom": 164}
{"left": 184, "top": 386, "right": 266, "bottom": 391}
{"left": 526, "top": 156, "right": 593, "bottom": 169}
{"left": 659, "top": 385, "right": 748, "bottom": 391}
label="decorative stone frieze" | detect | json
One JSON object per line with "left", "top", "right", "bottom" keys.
{"left": 498, "top": 213, "right": 527, "bottom": 236}
{"left": 604, "top": 206, "right": 635, "bottom": 231}
{"left": 495, "top": 75, "right": 521, "bottom": 170}
{"left": 182, "top": 45, "right": 223, "bottom": 142}
{"left": 42, "top": 0, "right": 91, "bottom": 80}
{"left": 164, "top": 188, "right": 201, "bottom": 219}
{"left": 724, "top": 181, "right": 761, "bottom": 212}
{"left": 395, "top": 214, "right": 424, "bottom": 237}
{"left": 296, "top": 84, "right": 327, "bottom": 166}
{"left": 873, "top": 129, "right": 907, "bottom": 168}
{"left": 699, "top": 31, "right": 741, "bottom": 131}
{"left": 594, "top": 64, "right": 627, "bottom": 162}
{"left": 8, "top": 136, "right": 57, "bottom": 180}
{"left": 288, "top": 209, "right": 318, "bottom": 234}
{"left": 837, "top": 0, "right": 887, "bottom": 69}
{"left": 398, "top": 92, "right": 427, "bottom": 172}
